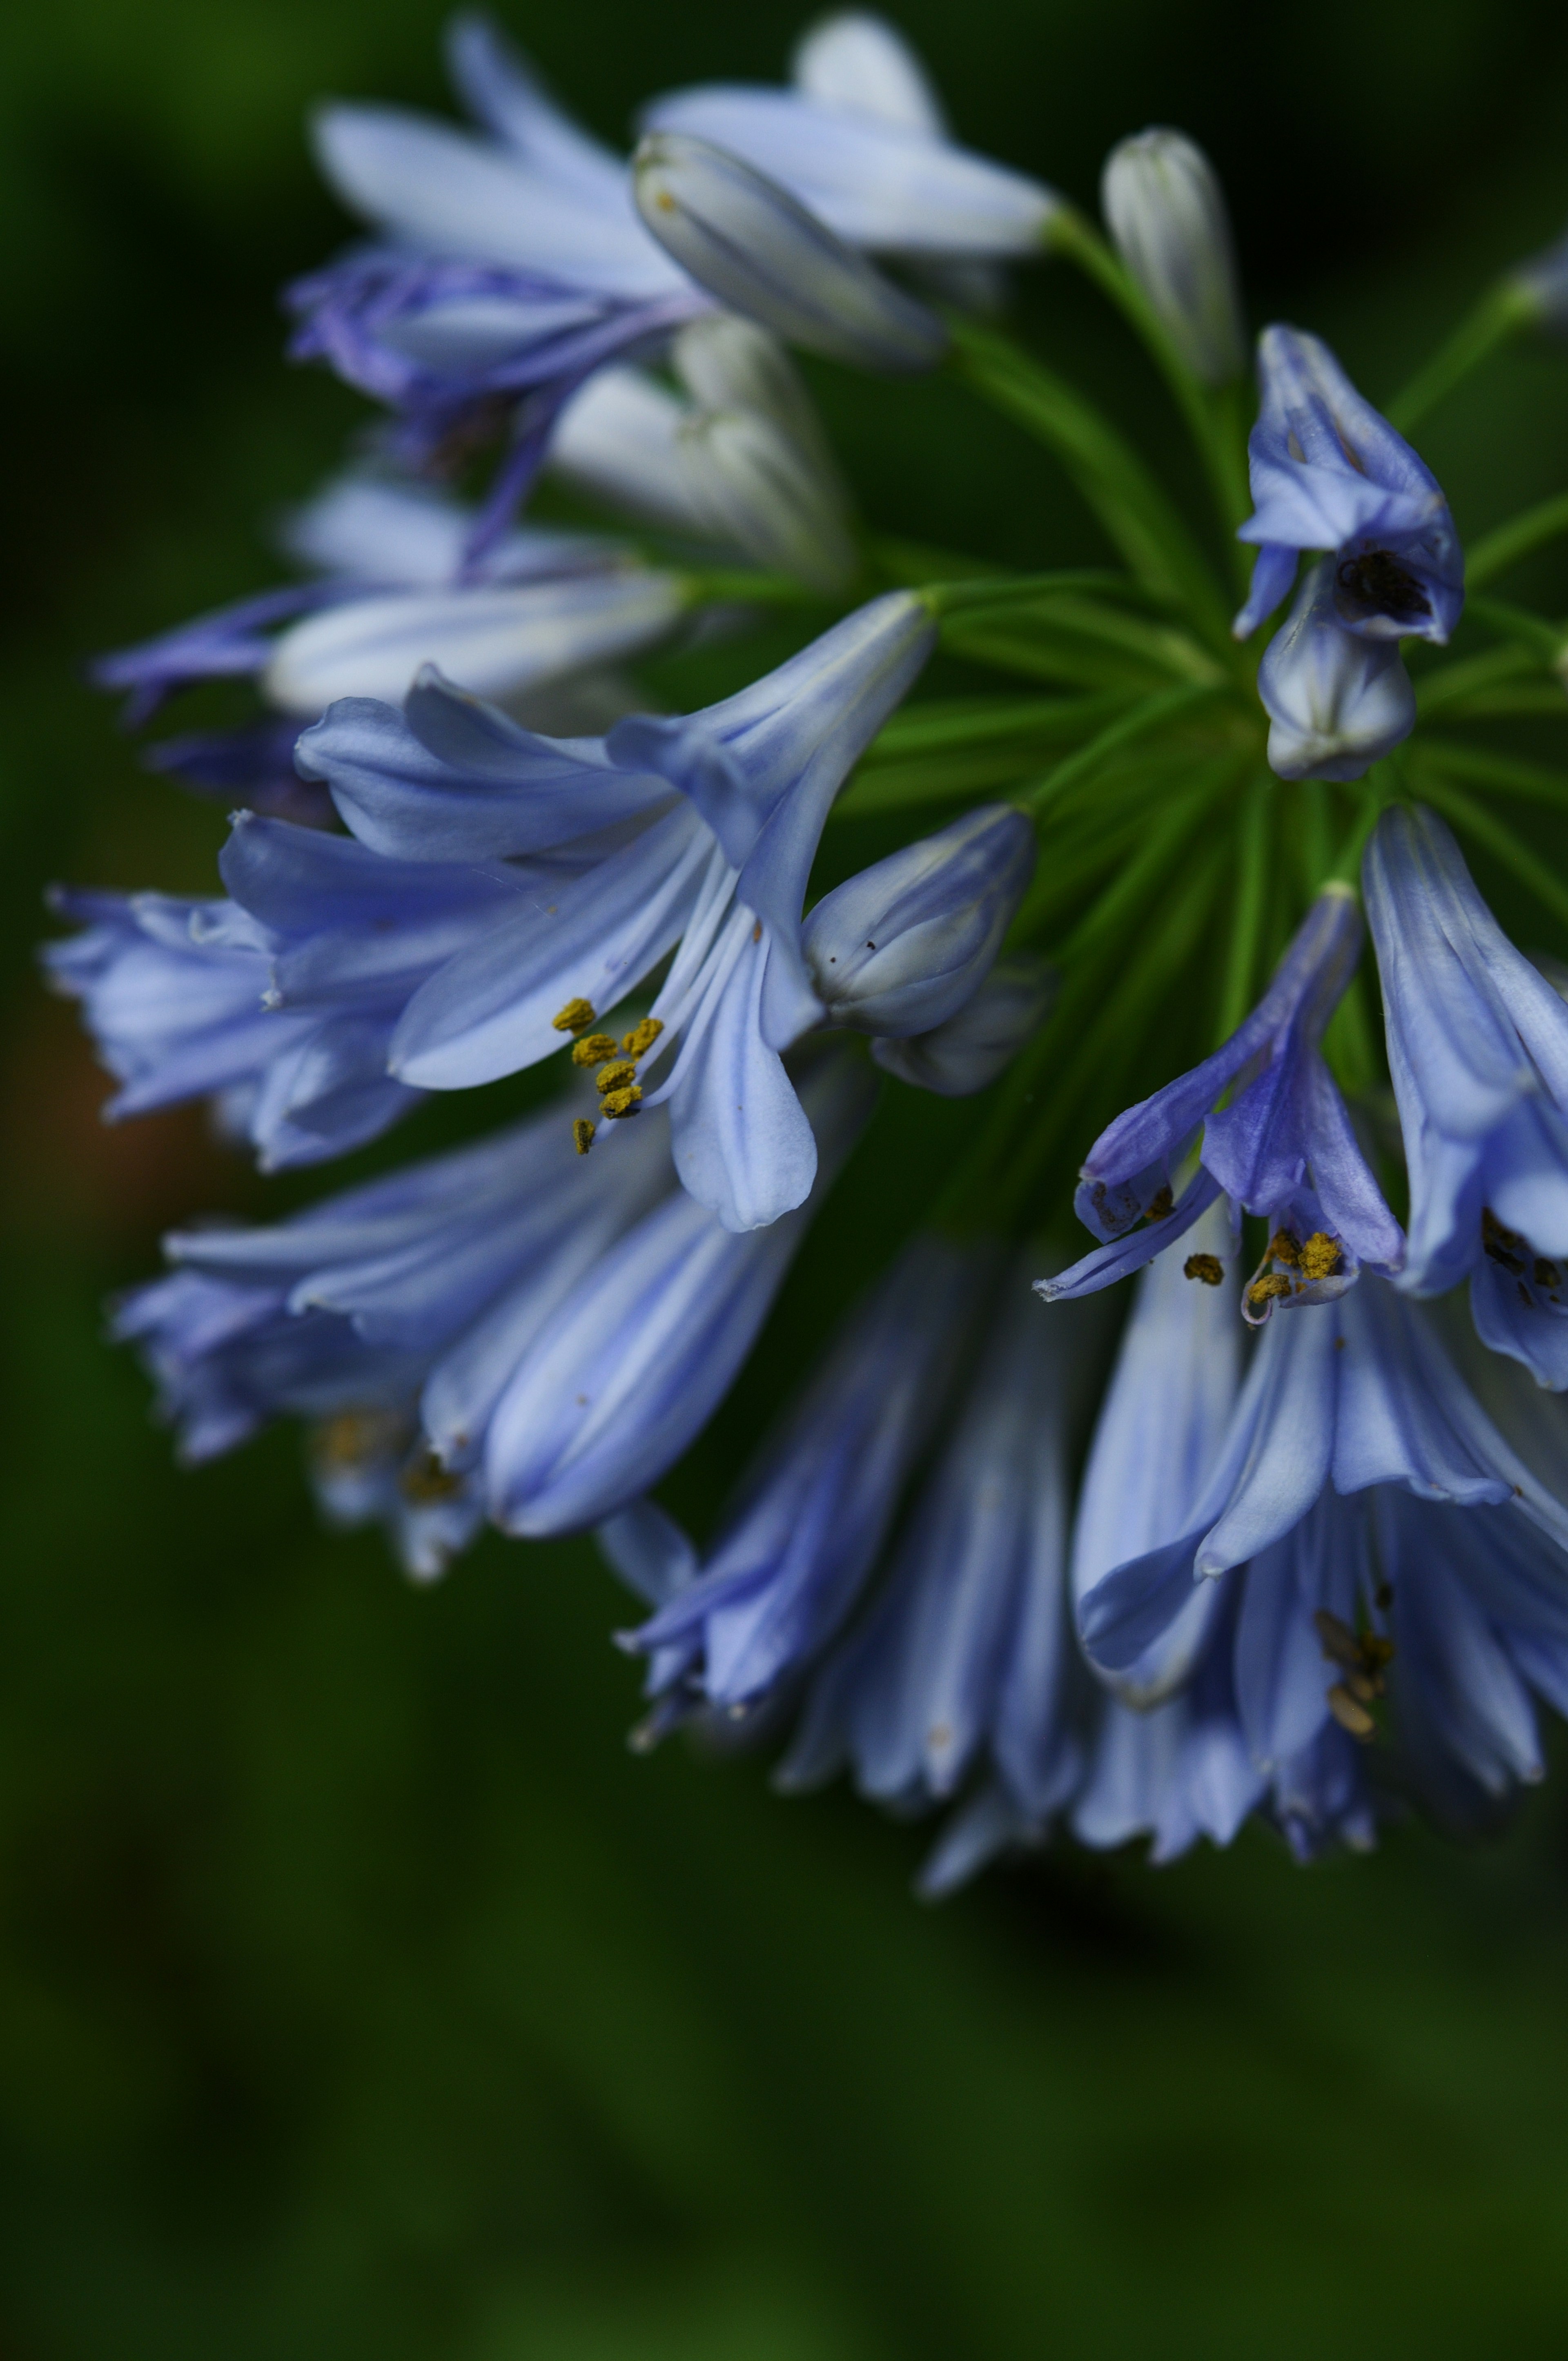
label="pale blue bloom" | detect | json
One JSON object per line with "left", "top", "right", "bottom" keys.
{"left": 776, "top": 1263, "right": 1099, "bottom": 1883}
{"left": 869, "top": 954, "right": 1054, "bottom": 1097}
{"left": 94, "top": 472, "right": 655, "bottom": 822}
{"left": 607, "top": 1233, "right": 993, "bottom": 1713}
{"left": 1363, "top": 802, "right": 1568, "bottom": 1383}
{"left": 116, "top": 1087, "right": 674, "bottom": 1572}
{"left": 1042, "top": 885, "right": 1403, "bottom": 1310}
{"left": 1100, "top": 128, "right": 1245, "bottom": 388}
{"left": 285, "top": 595, "right": 934, "bottom": 1230}
{"left": 1257, "top": 560, "right": 1417, "bottom": 783}
{"left": 483, "top": 1048, "right": 875, "bottom": 1535}
{"left": 632, "top": 133, "right": 947, "bottom": 372}
{"left": 802, "top": 803, "right": 1035, "bottom": 1036}
{"left": 790, "top": 12, "right": 950, "bottom": 140}
{"left": 1234, "top": 325, "right": 1464, "bottom": 643}
{"left": 1077, "top": 1272, "right": 1568, "bottom": 1818}
{"left": 640, "top": 49, "right": 1059, "bottom": 260}
{"left": 42, "top": 887, "right": 423, "bottom": 1169}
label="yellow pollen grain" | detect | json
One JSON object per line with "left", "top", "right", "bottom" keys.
{"left": 552, "top": 997, "right": 597, "bottom": 1034}
{"left": 572, "top": 1118, "right": 596, "bottom": 1156}
{"left": 622, "top": 1017, "right": 664, "bottom": 1057}
{"left": 1327, "top": 1683, "right": 1376, "bottom": 1740}
{"left": 601, "top": 1084, "right": 643, "bottom": 1119}
{"left": 1184, "top": 1253, "right": 1224, "bottom": 1286}
{"left": 1299, "top": 1231, "right": 1343, "bottom": 1281}
{"left": 655, "top": 189, "right": 675, "bottom": 212}
{"left": 596, "top": 1059, "right": 639, "bottom": 1095}
{"left": 1266, "top": 1229, "right": 1302, "bottom": 1267}
{"left": 1143, "top": 1183, "right": 1174, "bottom": 1225}
{"left": 1247, "top": 1273, "right": 1293, "bottom": 1305}
{"left": 570, "top": 1032, "right": 619, "bottom": 1067}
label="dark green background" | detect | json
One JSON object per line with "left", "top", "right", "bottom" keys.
{"left": 9, "top": 2, "right": 1568, "bottom": 2352}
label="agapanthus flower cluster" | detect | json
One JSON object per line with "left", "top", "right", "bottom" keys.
{"left": 53, "top": 9, "right": 1568, "bottom": 1891}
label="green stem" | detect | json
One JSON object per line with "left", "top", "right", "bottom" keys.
{"left": 948, "top": 319, "right": 1234, "bottom": 647}
{"left": 1412, "top": 739, "right": 1568, "bottom": 804}
{"left": 1384, "top": 279, "right": 1536, "bottom": 434}
{"left": 1049, "top": 207, "right": 1252, "bottom": 551}
{"left": 1020, "top": 682, "right": 1228, "bottom": 812}
{"left": 1215, "top": 779, "right": 1270, "bottom": 1041}
{"left": 1466, "top": 490, "right": 1568, "bottom": 590}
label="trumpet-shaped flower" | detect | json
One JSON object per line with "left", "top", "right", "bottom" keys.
{"left": 776, "top": 1264, "right": 1097, "bottom": 1867}
{"left": 1363, "top": 802, "right": 1568, "bottom": 1383}
{"left": 1077, "top": 1274, "right": 1568, "bottom": 1817}
{"left": 116, "top": 1088, "right": 675, "bottom": 1573}
{"left": 483, "top": 1049, "right": 874, "bottom": 1534}
{"left": 610, "top": 1233, "right": 991, "bottom": 1712}
{"left": 1100, "top": 128, "right": 1245, "bottom": 388}
{"left": 802, "top": 803, "right": 1035, "bottom": 1036}
{"left": 1042, "top": 885, "right": 1403, "bottom": 1311}
{"left": 281, "top": 596, "right": 933, "bottom": 1229}
{"left": 42, "top": 887, "right": 425, "bottom": 1169}
{"left": 1234, "top": 326, "right": 1463, "bottom": 643}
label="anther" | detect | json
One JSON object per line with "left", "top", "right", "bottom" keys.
{"left": 552, "top": 997, "right": 597, "bottom": 1035}
{"left": 596, "top": 1060, "right": 639, "bottom": 1096}
{"left": 601, "top": 1085, "right": 642, "bottom": 1119}
{"left": 1143, "top": 1183, "right": 1174, "bottom": 1224}
{"left": 1184, "top": 1253, "right": 1224, "bottom": 1286}
{"left": 1298, "top": 1232, "right": 1343, "bottom": 1281}
{"left": 621, "top": 1017, "right": 664, "bottom": 1058}
{"left": 570, "top": 1032, "right": 619, "bottom": 1067}
{"left": 1266, "top": 1229, "right": 1302, "bottom": 1267}
{"left": 1327, "top": 1683, "right": 1376, "bottom": 1740}
{"left": 572, "top": 1118, "right": 596, "bottom": 1156}
{"left": 1247, "top": 1273, "right": 1292, "bottom": 1305}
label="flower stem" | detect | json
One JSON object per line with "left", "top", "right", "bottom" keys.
{"left": 1383, "top": 280, "right": 1536, "bottom": 435}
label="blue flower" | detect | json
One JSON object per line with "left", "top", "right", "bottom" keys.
{"left": 290, "top": 16, "right": 710, "bottom": 510}
{"left": 802, "top": 803, "right": 1036, "bottom": 1038}
{"left": 607, "top": 1233, "right": 994, "bottom": 1714}
{"left": 774, "top": 1259, "right": 1100, "bottom": 1884}
{"left": 42, "top": 887, "right": 424, "bottom": 1169}
{"left": 118, "top": 1082, "right": 676, "bottom": 1572}
{"left": 1256, "top": 559, "right": 1418, "bottom": 783}
{"left": 631, "top": 133, "right": 947, "bottom": 373}
{"left": 1234, "top": 325, "right": 1464, "bottom": 644}
{"left": 1041, "top": 884, "right": 1403, "bottom": 1314}
{"left": 639, "top": 40, "right": 1059, "bottom": 263}
{"left": 1076, "top": 1270, "right": 1568, "bottom": 1818}
{"left": 481, "top": 1047, "right": 875, "bottom": 1535}
{"left": 1364, "top": 803, "right": 1568, "bottom": 1383}
{"left": 94, "top": 474, "right": 626, "bottom": 723}
{"left": 281, "top": 595, "right": 934, "bottom": 1230}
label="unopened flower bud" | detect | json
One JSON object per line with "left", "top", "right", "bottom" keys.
{"left": 1100, "top": 128, "right": 1245, "bottom": 388}
{"left": 872, "top": 956, "right": 1054, "bottom": 1095}
{"left": 803, "top": 804, "right": 1036, "bottom": 1037}
{"left": 682, "top": 407, "right": 856, "bottom": 592}
{"left": 633, "top": 132, "right": 947, "bottom": 373}
{"left": 1258, "top": 559, "right": 1417, "bottom": 782}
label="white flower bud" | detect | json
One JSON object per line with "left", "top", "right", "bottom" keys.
{"left": 1100, "top": 128, "right": 1245, "bottom": 387}
{"left": 791, "top": 12, "right": 948, "bottom": 137}
{"left": 633, "top": 132, "right": 947, "bottom": 373}
{"left": 872, "top": 957, "right": 1054, "bottom": 1095}
{"left": 1258, "top": 560, "right": 1417, "bottom": 782}
{"left": 803, "top": 804, "right": 1036, "bottom": 1037}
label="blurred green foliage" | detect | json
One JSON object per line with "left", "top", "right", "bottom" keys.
{"left": 10, "top": 2, "right": 1568, "bottom": 2353}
